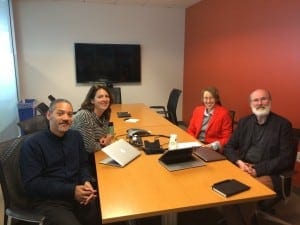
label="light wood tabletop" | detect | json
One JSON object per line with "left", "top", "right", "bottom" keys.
{"left": 95, "top": 103, "right": 275, "bottom": 224}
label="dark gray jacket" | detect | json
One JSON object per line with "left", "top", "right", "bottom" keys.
{"left": 224, "top": 112, "right": 294, "bottom": 193}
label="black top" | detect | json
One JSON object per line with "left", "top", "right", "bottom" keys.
{"left": 20, "top": 128, "right": 92, "bottom": 201}
{"left": 224, "top": 112, "right": 294, "bottom": 192}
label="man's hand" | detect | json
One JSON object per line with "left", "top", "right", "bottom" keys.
{"left": 236, "top": 160, "right": 257, "bottom": 177}
{"left": 74, "top": 181, "right": 97, "bottom": 205}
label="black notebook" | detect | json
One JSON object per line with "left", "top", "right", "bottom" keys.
{"left": 212, "top": 179, "right": 250, "bottom": 197}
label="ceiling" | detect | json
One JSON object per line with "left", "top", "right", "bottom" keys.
{"left": 44, "top": 0, "right": 201, "bottom": 8}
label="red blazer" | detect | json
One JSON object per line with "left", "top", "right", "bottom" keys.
{"left": 187, "top": 105, "right": 232, "bottom": 152}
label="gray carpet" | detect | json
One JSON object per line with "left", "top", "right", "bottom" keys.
{"left": 1, "top": 187, "right": 299, "bottom": 225}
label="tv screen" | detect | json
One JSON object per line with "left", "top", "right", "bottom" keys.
{"left": 74, "top": 43, "right": 141, "bottom": 84}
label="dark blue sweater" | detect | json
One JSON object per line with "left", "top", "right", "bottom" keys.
{"left": 20, "top": 128, "right": 92, "bottom": 200}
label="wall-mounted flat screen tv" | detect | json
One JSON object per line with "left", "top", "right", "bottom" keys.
{"left": 74, "top": 43, "right": 141, "bottom": 84}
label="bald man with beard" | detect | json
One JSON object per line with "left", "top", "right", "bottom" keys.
{"left": 222, "top": 89, "right": 294, "bottom": 225}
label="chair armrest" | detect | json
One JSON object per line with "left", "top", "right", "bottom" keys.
{"left": 149, "top": 106, "right": 168, "bottom": 117}
{"left": 6, "top": 208, "right": 45, "bottom": 223}
{"left": 149, "top": 106, "right": 166, "bottom": 110}
{"left": 280, "top": 170, "right": 294, "bottom": 179}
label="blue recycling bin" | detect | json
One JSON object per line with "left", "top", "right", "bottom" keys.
{"left": 18, "top": 99, "right": 36, "bottom": 121}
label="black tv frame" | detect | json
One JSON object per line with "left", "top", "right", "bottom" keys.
{"left": 74, "top": 43, "right": 141, "bottom": 84}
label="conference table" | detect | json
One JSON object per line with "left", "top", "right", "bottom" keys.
{"left": 94, "top": 103, "right": 275, "bottom": 225}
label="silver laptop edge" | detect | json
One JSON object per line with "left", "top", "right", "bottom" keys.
{"left": 100, "top": 139, "right": 141, "bottom": 167}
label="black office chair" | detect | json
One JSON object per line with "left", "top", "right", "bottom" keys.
{"left": 0, "top": 136, "right": 45, "bottom": 225}
{"left": 17, "top": 115, "right": 49, "bottom": 135}
{"left": 35, "top": 102, "right": 49, "bottom": 116}
{"left": 108, "top": 87, "right": 122, "bottom": 104}
{"left": 150, "top": 88, "right": 182, "bottom": 125}
{"left": 256, "top": 129, "right": 300, "bottom": 225}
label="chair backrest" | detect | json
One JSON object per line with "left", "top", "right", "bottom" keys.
{"left": 282, "top": 133, "right": 299, "bottom": 198}
{"left": 48, "top": 95, "right": 56, "bottom": 102}
{"left": 108, "top": 87, "right": 122, "bottom": 104}
{"left": 35, "top": 102, "right": 49, "bottom": 116}
{"left": 229, "top": 110, "right": 236, "bottom": 130}
{"left": 0, "top": 136, "right": 32, "bottom": 213}
{"left": 285, "top": 128, "right": 300, "bottom": 197}
{"left": 17, "top": 115, "right": 49, "bottom": 135}
{"left": 166, "top": 88, "right": 182, "bottom": 125}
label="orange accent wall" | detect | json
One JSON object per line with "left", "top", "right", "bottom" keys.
{"left": 184, "top": 0, "right": 300, "bottom": 128}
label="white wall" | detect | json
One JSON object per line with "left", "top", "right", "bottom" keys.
{"left": 12, "top": 0, "right": 185, "bottom": 119}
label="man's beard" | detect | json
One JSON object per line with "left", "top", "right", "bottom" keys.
{"left": 251, "top": 105, "right": 271, "bottom": 117}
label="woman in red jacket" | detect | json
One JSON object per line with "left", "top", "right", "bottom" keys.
{"left": 187, "top": 87, "right": 232, "bottom": 153}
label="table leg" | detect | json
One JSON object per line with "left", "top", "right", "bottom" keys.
{"left": 162, "top": 213, "right": 177, "bottom": 225}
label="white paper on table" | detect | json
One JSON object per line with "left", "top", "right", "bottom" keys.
{"left": 124, "top": 118, "right": 139, "bottom": 123}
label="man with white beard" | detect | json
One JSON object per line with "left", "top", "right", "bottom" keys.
{"left": 222, "top": 89, "right": 294, "bottom": 225}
